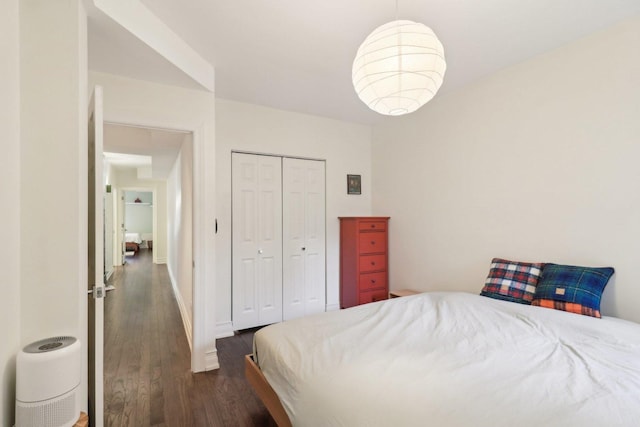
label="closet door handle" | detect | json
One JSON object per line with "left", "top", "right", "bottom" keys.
{"left": 258, "top": 249, "right": 263, "bottom": 254}
{"left": 301, "top": 247, "right": 306, "bottom": 251}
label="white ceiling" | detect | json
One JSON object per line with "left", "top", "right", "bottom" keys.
{"left": 104, "top": 124, "right": 186, "bottom": 179}
{"left": 89, "top": 1, "right": 640, "bottom": 125}
{"left": 104, "top": 152, "right": 152, "bottom": 168}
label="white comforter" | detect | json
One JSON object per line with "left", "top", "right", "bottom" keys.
{"left": 254, "top": 292, "right": 640, "bottom": 426}
{"left": 125, "top": 232, "right": 142, "bottom": 244}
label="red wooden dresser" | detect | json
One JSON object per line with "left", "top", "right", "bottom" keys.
{"left": 339, "top": 217, "right": 390, "bottom": 308}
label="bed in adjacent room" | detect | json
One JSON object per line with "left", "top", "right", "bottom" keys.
{"left": 125, "top": 232, "right": 142, "bottom": 253}
{"left": 247, "top": 291, "right": 640, "bottom": 426}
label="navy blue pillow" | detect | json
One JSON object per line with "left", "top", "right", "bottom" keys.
{"left": 531, "top": 263, "right": 614, "bottom": 318}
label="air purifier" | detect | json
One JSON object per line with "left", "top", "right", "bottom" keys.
{"left": 16, "top": 336, "right": 81, "bottom": 427}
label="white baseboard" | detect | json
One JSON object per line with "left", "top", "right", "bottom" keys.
{"left": 205, "top": 349, "right": 219, "bottom": 371}
{"left": 167, "top": 267, "right": 193, "bottom": 351}
{"left": 326, "top": 303, "right": 340, "bottom": 312}
{"left": 215, "top": 321, "right": 235, "bottom": 339}
{"left": 155, "top": 257, "right": 167, "bottom": 264}
{"left": 105, "top": 269, "right": 114, "bottom": 282}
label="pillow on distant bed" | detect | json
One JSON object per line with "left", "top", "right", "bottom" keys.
{"left": 531, "top": 263, "right": 614, "bottom": 318}
{"left": 480, "top": 258, "right": 544, "bottom": 304}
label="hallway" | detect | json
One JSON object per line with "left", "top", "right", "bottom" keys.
{"left": 104, "top": 250, "right": 276, "bottom": 426}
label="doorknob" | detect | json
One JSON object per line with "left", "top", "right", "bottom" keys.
{"left": 87, "top": 284, "right": 115, "bottom": 298}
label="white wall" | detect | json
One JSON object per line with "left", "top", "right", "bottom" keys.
{"left": 167, "top": 135, "right": 194, "bottom": 346}
{"left": 90, "top": 71, "right": 217, "bottom": 371}
{"left": 10, "top": 0, "right": 89, "bottom": 419}
{"left": 372, "top": 17, "right": 640, "bottom": 323}
{"left": 215, "top": 99, "right": 372, "bottom": 335}
{"left": 0, "top": 0, "right": 21, "bottom": 424}
{"left": 114, "top": 169, "right": 167, "bottom": 264}
{"left": 124, "top": 191, "right": 153, "bottom": 235}
{"left": 125, "top": 205, "right": 153, "bottom": 234}
{"left": 19, "top": 0, "right": 89, "bottom": 416}
{"left": 124, "top": 190, "right": 153, "bottom": 203}
{"left": 105, "top": 162, "right": 120, "bottom": 267}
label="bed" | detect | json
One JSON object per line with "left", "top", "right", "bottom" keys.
{"left": 247, "top": 292, "right": 640, "bottom": 426}
{"left": 125, "top": 232, "right": 142, "bottom": 253}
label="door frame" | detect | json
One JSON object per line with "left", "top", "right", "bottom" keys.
{"left": 90, "top": 72, "right": 217, "bottom": 372}
{"left": 116, "top": 187, "right": 158, "bottom": 264}
{"left": 102, "top": 120, "right": 208, "bottom": 372}
{"left": 103, "top": 178, "right": 115, "bottom": 282}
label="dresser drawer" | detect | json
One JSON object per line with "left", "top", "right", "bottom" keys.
{"left": 359, "top": 272, "right": 387, "bottom": 292}
{"left": 358, "top": 232, "right": 386, "bottom": 254}
{"left": 359, "top": 254, "right": 387, "bottom": 273}
{"left": 358, "top": 220, "right": 386, "bottom": 232}
{"left": 358, "top": 288, "right": 388, "bottom": 305}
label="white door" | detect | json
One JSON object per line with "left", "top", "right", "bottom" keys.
{"left": 283, "top": 158, "right": 326, "bottom": 320}
{"left": 232, "top": 153, "right": 283, "bottom": 330}
{"left": 88, "top": 86, "right": 105, "bottom": 427}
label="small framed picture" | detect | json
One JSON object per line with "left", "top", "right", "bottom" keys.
{"left": 347, "top": 174, "right": 361, "bottom": 195}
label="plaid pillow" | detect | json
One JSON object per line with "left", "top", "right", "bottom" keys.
{"left": 531, "top": 264, "right": 614, "bottom": 318}
{"left": 480, "top": 258, "right": 544, "bottom": 304}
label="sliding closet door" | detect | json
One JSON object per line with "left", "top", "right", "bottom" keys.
{"left": 232, "top": 153, "right": 283, "bottom": 330}
{"left": 282, "top": 158, "right": 326, "bottom": 320}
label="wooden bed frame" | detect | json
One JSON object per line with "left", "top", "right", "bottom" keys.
{"left": 125, "top": 242, "right": 139, "bottom": 252}
{"left": 244, "top": 354, "right": 292, "bottom": 427}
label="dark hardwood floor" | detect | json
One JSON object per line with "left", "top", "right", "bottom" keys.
{"left": 105, "top": 249, "right": 276, "bottom": 426}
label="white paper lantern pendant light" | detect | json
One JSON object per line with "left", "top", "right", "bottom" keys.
{"left": 352, "top": 6, "right": 446, "bottom": 116}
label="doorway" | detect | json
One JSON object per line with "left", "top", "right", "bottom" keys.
{"left": 101, "top": 123, "right": 195, "bottom": 418}
{"left": 122, "top": 190, "right": 153, "bottom": 259}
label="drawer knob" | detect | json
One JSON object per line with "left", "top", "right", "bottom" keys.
{"left": 371, "top": 279, "right": 376, "bottom": 284}
{"left": 371, "top": 241, "right": 375, "bottom": 245}
{"left": 371, "top": 224, "right": 375, "bottom": 228}
{"left": 371, "top": 262, "right": 376, "bottom": 266}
